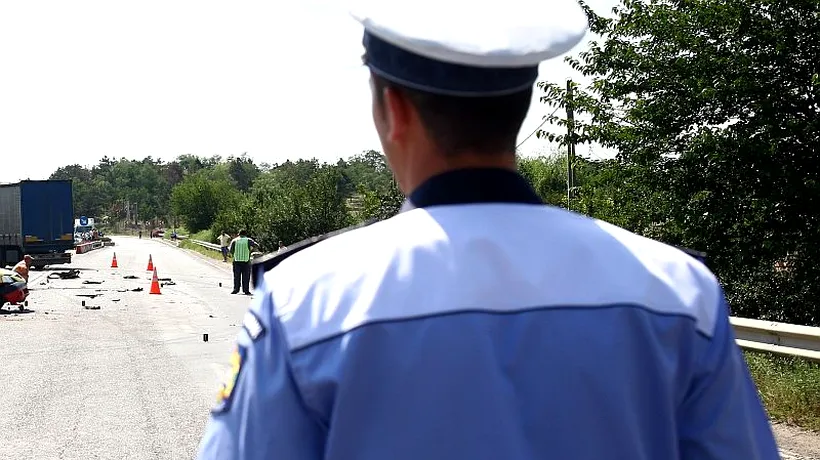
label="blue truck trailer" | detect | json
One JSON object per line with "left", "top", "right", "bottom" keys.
{"left": 0, "top": 180, "right": 74, "bottom": 269}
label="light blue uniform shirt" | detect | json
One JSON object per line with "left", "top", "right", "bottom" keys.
{"left": 197, "top": 169, "right": 779, "bottom": 460}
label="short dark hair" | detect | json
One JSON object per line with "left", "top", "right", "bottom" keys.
{"left": 372, "top": 74, "right": 532, "bottom": 156}
{"left": 238, "top": 229, "right": 247, "bottom": 236}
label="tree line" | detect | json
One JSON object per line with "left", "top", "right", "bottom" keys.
{"left": 49, "top": 151, "right": 404, "bottom": 245}
{"left": 51, "top": 0, "right": 819, "bottom": 326}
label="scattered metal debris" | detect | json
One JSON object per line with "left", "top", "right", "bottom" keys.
{"left": 47, "top": 270, "right": 80, "bottom": 280}
{"left": 131, "top": 287, "right": 143, "bottom": 292}
{"left": 161, "top": 281, "right": 176, "bottom": 286}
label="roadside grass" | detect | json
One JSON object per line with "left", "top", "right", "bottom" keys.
{"left": 187, "top": 229, "right": 212, "bottom": 242}
{"left": 746, "top": 351, "right": 820, "bottom": 431}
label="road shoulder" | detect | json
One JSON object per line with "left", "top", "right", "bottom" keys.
{"left": 775, "top": 423, "right": 820, "bottom": 459}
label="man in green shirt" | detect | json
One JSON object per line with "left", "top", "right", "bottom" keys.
{"left": 228, "top": 229, "right": 260, "bottom": 295}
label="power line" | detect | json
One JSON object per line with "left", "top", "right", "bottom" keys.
{"left": 516, "top": 106, "right": 560, "bottom": 150}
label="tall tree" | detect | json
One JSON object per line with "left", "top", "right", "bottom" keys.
{"left": 538, "top": 0, "right": 820, "bottom": 324}
{"left": 227, "top": 154, "right": 260, "bottom": 192}
{"left": 171, "top": 171, "right": 240, "bottom": 233}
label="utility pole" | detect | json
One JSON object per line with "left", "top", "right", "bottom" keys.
{"left": 565, "top": 79, "right": 576, "bottom": 210}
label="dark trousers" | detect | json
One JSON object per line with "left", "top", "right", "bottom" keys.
{"left": 232, "top": 261, "right": 251, "bottom": 294}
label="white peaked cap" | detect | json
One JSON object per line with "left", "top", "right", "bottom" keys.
{"left": 351, "top": 0, "right": 589, "bottom": 69}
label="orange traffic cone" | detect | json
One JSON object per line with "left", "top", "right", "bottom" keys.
{"left": 146, "top": 255, "right": 154, "bottom": 271}
{"left": 149, "top": 267, "right": 161, "bottom": 295}
{"left": 111, "top": 253, "right": 118, "bottom": 268}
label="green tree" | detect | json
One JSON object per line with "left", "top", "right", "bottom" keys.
{"left": 538, "top": 0, "right": 820, "bottom": 324}
{"left": 171, "top": 172, "right": 241, "bottom": 233}
{"left": 241, "top": 164, "right": 352, "bottom": 248}
{"left": 518, "top": 154, "right": 570, "bottom": 206}
{"left": 227, "top": 154, "right": 260, "bottom": 192}
{"left": 339, "top": 150, "right": 394, "bottom": 195}
{"left": 357, "top": 177, "right": 404, "bottom": 222}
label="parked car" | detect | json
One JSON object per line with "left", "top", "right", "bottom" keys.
{"left": 0, "top": 268, "right": 28, "bottom": 309}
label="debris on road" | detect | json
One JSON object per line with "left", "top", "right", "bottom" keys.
{"left": 76, "top": 294, "right": 102, "bottom": 299}
{"left": 47, "top": 270, "right": 80, "bottom": 280}
{"left": 0, "top": 304, "right": 28, "bottom": 313}
{"left": 82, "top": 280, "right": 103, "bottom": 285}
{"left": 0, "top": 235, "right": 275, "bottom": 459}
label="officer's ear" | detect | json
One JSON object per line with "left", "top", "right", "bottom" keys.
{"left": 380, "top": 86, "right": 414, "bottom": 144}
{"left": 371, "top": 74, "right": 415, "bottom": 146}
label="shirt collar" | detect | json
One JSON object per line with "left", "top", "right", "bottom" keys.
{"left": 401, "top": 168, "right": 542, "bottom": 211}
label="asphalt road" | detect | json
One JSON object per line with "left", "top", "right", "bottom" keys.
{"left": 0, "top": 236, "right": 818, "bottom": 459}
{"left": 0, "top": 236, "right": 246, "bottom": 460}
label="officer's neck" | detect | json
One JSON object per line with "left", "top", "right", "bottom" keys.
{"left": 399, "top": 149, "right": 517, "bottom": 196}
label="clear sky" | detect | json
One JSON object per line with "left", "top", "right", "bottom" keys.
{"left": 0, "top": 0, "right": 616, "bottom": 183}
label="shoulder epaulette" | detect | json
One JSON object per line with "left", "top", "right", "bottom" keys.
{"left": 675, "top": 246, "right": 707, "bottom": 265}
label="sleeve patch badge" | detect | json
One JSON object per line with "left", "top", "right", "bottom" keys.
{"left": 211, "top": 345, "right": 247, "bottom": 414}
{"left": 242, "top": 310, "right": 265, "bottom": 341}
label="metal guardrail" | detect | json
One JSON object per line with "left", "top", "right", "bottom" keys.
{"left": 731, "top": 317, "right": 820, "bottom": 362}
{"left": 190, "top": 239, "right": 221, "bottom": 251}
{"left": 189, "top": 239, "right": 820, "bottom": 362}
{"left": 75, "top": 240, "right": 105, "bottom": 254}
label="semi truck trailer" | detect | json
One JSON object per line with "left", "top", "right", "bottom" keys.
{"left": 0, "top": 180, "right": 75, "bottom": 269}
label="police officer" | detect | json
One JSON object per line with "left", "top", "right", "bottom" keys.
{"left": 197, "top": 0, "right": 780, "bottom": 457}
{"left": 228, "top": 230, "right": 259, "bottom": 295}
